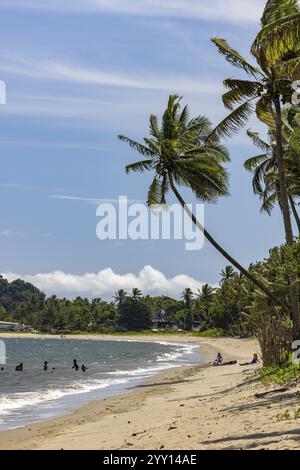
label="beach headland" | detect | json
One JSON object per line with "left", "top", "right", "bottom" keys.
{"left": 0, "top": 333, "right": 300, "bottom": 450}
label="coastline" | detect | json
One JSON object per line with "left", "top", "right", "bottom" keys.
{"left": 2, "top": 334, "right": 300, "bottom": 450}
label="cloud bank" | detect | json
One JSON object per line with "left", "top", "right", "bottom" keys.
{"left": 2, "top": 266, "right": 209, "bottom": 300}
{"left": 0, "top": 0, "right": 266, "bottom": 24}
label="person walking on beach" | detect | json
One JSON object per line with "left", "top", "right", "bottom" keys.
{"left": 72, "top": 359, "right": 79, "bottom": 371}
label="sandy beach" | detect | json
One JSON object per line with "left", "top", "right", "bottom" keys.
{"left": 1, "top": 333, "right": 300, "bottom": 450}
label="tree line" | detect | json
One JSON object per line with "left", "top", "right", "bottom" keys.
{"left": 1, "top": 236, "right": 298, "bottom": 354}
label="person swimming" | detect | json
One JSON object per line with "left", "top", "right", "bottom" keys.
{"left": 43, "top": 361, "right": 48, "bottom": 371}
{"left": 72, "top": 359, "right": 79, "bottom": 371}
{"left": 15, "top": 363, "right": 23, "bottom": 371}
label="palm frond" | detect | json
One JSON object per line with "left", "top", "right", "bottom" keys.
{"left": 118, "top": 135, "right": 155, "bottom": 158}
{"left": 261, "top": 0, "right": 300, "bottom": 26}
{"left": 223, "top": 79, "right": 262, "bottom": 110}
{"left": 208, "top": 101, "right": 254, "bottom": 142}
{"left": 147, "top": 177, "right": 162, "bottom": 206}
{"left": 149, "top": 115, "right": 161, "bottom": 140}
{"left": 244, "top": 154, "right": 269, "bottom": 172}
{"left": 125, "top": 159, "right": 153, "bottom": 174}
{"left": 179, "top": 105, "right": 189, "bottom": 126}
{"left": 252, "top": 14, "right": 300, "bottom": 68}
{"left": 260, "top": 190, "right": 279, "bottom": 215}
{"left": 255, "top": 95, "right": 276, "bottom": 129}
{"left": 211, "top": 37, "right": 261, "bottom": 77}
{"left": 247, "top": 130, "right": 271, "bottom": 152}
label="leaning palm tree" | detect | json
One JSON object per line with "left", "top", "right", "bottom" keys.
{"left": 131, "top": 288, "right": 143, "bottom": 300}
{"left": 210, "top": 0, "right": 300, "bottom": 335}
{"left": 119, "top": 95, "right": 281, "bottom": 306}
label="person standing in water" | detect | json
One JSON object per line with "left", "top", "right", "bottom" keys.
{"left": 72, "top": 359, "right": 79, "bottom": 371}
{"left": 81, "top": 364, "right": 88, "bottom": 372}
{"left": 15, "top": 363, "right": 23, "bottom": 371}
{"left": 43, "top": 361, "right": 48, "bottom": 371}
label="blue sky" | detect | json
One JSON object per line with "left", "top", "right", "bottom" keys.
{"left": 0, "top": 0, "right": 287, "bottom": 299}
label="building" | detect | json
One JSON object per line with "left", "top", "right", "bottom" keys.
{"left": 0, "top": 321, "right": 23, "bottom": 331}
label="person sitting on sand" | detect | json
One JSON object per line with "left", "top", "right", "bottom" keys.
{"left": 240, "top": 354, "right": 260, "bottom": 366}
{"left": 213, "top": 352, "right": 223, "bottom": 366}
{"left": 72, "top": 359, "right": 79, "bottom": 371}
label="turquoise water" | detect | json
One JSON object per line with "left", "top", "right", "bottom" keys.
{"left": 0, "top": 337, "right": 201, "bottom": 431}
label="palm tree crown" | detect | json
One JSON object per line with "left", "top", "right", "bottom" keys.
{"left": 119, "top": 95, "right": 230, "bottom": 207}
{"left": 132, "top": 288, "right": 143, "bottom": 300}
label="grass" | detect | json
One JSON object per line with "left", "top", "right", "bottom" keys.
{"left": 193, "top": 328, "right": 225, "bottom": 338}
{"left": 259, "top": 362, "right": 300, "bottom": 386}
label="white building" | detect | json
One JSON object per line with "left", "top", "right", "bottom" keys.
{"left": 0, "top": 321, "right": 23, "bottom": 331}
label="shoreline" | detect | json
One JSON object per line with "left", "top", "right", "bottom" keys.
{"left": 3, "top": 334, "right": 300, "bottom": 449}
{"left": 0, "top": 333, "right": 203, "bottom": 433}
{"left": 0, "top": 334, "right": 264, "bottom": 450}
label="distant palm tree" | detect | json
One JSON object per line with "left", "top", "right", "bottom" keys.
{"left": 196, "top": 284, "right": 215, "bottom": 319}
{"left": 219, "top": 266, "right": 237, "bottom": 286}
{"left": 197, "top": 284, "right": 215, "bottom": 302}
{"left": 119, "top": 95, "right": 281, "bottom": 306}
{"left": 181, "top": 288, "right": 194, "bottom": 309}
{"left": 131, "top": 288, "right": 143, "bottom": 300}
{"left": 113, "top": 289, "right": 128, "bottom": 306}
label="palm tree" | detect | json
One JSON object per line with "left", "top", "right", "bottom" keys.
{"left": 119, "top": 95, "right": 282, "bottom": 307}
{"left": 196, "top": 284, "right": 215, "bottom": 302}
{"left": 219, "top": 266, "right": 237, "bottom": 286}
{"left": 196, "top": 284, "right": 215, "bottom": 319}
{"left": 113, "top": 289, "right": 128, "bottom": 306}
{"left": 210, "top": 1, "right": 300, "bottom": 335}
{"left": 245, "top": 117, "right": 300, "bottom": 233}
{"left": 181, "top": 288, "right": 194, "bottom": 309}
{"left": 131, "top": 288, "right": 143, "bottom": 300}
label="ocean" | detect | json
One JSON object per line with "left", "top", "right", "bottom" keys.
{"left": 0, "top": 337, "right": 201, "bottom": 431}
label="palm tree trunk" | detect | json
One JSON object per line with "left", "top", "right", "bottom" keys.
{"left": 274, "top": 95, "right": 300, "bottom": 339}
{"left": 289, "top": 195, "right": 300, "bottom": 236}
{"left": 168, "top": 174, "right": 285, "bottom": 310}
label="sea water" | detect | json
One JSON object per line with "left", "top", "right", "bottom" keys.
{"left": 0, "top": 337, "right": 201, "bottom": 431}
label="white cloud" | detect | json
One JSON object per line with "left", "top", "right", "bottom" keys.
{"left": 0, "top": 58, "right": 220, "bottom": 94}
{"left": 0, "top": 0, "right": 266, "bottom": 24}
{"left": 2, "top": 265, "right": 209, "bottom": 299}
{"left": 0, "top": 230, "right": 25, "bottom": 238}
{"left": 50, "top": 195, "right": 143, "bottom": 205}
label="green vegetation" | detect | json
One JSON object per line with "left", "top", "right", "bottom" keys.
{"left": 259, "top": 362, "right": 300, "bottom": 385}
